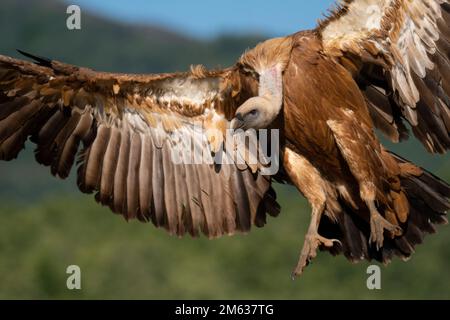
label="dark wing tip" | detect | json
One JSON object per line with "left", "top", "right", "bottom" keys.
{"left": 16, "top": 49, "right": 52, "bottom": 67}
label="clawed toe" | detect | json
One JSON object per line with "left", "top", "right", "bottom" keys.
{"left": 292, "top": 233, "right": 340, "bottom": 279}
{"left": 370, "top": 213, "right": 403, "bottom": 250}
{"left": 317, "top": 235, "right": 341, "bottom": 248}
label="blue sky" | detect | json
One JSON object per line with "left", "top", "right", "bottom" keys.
{"left": 66, "top": 0, "right": 336, "bottom": 38}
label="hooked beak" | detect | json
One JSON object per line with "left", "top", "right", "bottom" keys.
{"left": 230, "top": 113, "right": 245, "bottom": 131}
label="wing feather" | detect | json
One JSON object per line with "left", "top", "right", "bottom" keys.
{"left": 84, "top": 125, "right": 111, "bottom": 193}
{"left": 184, "top": 162, "right": 205, "bottom": 237}
{"left": 51, "top": 110, "right": 81, "bottom": 177}
{"left": 162, "top": 140, "right": 178, "bottom": 234}
{"left": 126, "top": 132, "right": 142, "bottom": 220}
{"left": 319, "top": 0, "right": 450, "bottom": 153}
{"left": 0, "top": 53, "right": 280, "bottom": 238}
{"left": 98, "top": 126, "right": 121, "bottom": 205}
{"left": 138, "top": 133, "right": 153, "bottom": 222}
{"left": 112, "top": 130, "right": 130, "bottom": 214}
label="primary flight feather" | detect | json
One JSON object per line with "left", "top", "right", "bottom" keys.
{"left": 0, "top": 0, "right": 449, "bottom": 277}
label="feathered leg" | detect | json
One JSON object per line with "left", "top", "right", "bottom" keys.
{"left": 283, "top": 148, "right": 341, "bottom": 277}
{"left": 327, "top": 116, "right": 402, "bottom": 250}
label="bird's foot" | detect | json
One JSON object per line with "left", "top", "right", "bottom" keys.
{"left": 292, "top": 232, "right": 341, "bottom": 279}
{"left": 369, "top": 211, "right": 403, "bottom": 251}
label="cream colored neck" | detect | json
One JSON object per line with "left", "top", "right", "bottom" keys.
{"left": 258, "top": 64, "right": 283, "bottom": 119}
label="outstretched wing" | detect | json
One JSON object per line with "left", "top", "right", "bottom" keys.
{"left": 0, "top": 53, "right": 279, "bottom": 238}
{"left": 318, "top": 0, "right": 450, "bottom": 153}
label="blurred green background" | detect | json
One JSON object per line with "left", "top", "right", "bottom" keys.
{"left": 0, "top": 0, "right": 449, "bottom": 299}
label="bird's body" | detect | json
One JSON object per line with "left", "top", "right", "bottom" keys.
{"left": 281, "top": 31, "right": 425, "bottom": 273}
{"left": 1, "top": 0, "right": 449, "bottom": 276}
{"left": 283, "top": 32, "right": 361, "bottom": 175}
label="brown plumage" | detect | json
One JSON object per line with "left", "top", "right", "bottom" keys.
{"left": 0, "top": 0, "right": 449, "bottom": 277}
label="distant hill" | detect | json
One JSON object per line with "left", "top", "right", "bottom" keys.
{"left": 0, "top": 0, "right": 448, "bottom": 201}
{"left": 0, "top": 0, "right": 266, "bottom": 72}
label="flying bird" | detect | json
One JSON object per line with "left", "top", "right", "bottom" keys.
{"left": 1, "top": 0, "right": 450, "bottom": 277}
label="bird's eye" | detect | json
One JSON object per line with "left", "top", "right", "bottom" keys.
{"left": 249, "top": 109, "right": 259, "bottom": 116}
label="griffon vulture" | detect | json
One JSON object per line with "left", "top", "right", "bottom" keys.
{"left": 0, "top": 0, "right": 449, "bottom": 277}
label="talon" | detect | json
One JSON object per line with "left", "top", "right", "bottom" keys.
{"left": 291, "top": 272, "right": 297, "bottom": 281}
{"left": 318, "top": 235, "right": 341, "bottom": 248}
{"left": 369, "top": 207, "right": 403, "bottom": 251}
{"left": 292, "top": 232, "right": 340, "bottom": 278}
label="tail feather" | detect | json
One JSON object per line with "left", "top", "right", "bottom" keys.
{"left": 319, "top": 151, "right": 449, "bottom": 264}
{"left": 419, "top": 170, "right": 450, "bottom": 197}
{"left": 403, "top": 177, "right": 450, "bottom": 213}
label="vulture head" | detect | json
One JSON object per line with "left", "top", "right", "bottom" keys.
{"left": 231, "top": 37, "right": 291, "bottom": 131}
{"left": 231, "top": 95, "right": 281, "bottom": 130}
